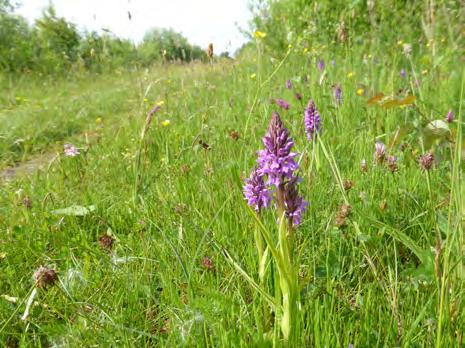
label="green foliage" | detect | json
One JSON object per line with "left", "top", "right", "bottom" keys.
{"left": 0, "top": 6, "right": 207, "bottom": 75}
{"left": 0, "top": 12, "right": 33, "bottom": 71}
{"left": 251, "top": 0, "right": 464, "bottom": 58}
{"left": 139, "top": 28, "right": 205, "bottom": 65}
{"left": 32, "top": 6, "right": 81, "bottom": 73}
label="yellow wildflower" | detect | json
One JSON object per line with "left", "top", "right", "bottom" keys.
{"left": 347, "top": 72, "right": 354, "bottom": 78}
{"left": 95, "top": 117, "right": 102, "bottom": 124}
{"left": 156, "top": 101, "right": 165, "bottom": 106}
{"left": 250, "top": 73, "right": 256, "bottom": 80}
{"left": 161, "top": 120, "right": 170, "bottom": 127}
{"left": 254, "top": 31, "right": 267, "bottom": 39}
{"left": 356, "top": 88, "right": 364, "bottom": 96}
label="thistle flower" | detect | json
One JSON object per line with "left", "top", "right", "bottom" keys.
{"left": 333, "top": 85, "right": 343, "bottom": 105}
{"left": 275, "top": 98, "right": 290, "bottom": 110}
{"left": 304, "top": 100, "right": 322, "bottom": 141}
{"left": 286, "top": 79, "right": 293, "bottom": 89}
{"left": 64, "top": 143, "right": 80, "bottom": 157}
{"left": 374, "top": 142, "right": 386, "bottom": 163}
{"left": 283, "top": 176, "right": 308, "bottom": 226}
{"left": 446, "top": 110, "right": 453, "bottom": 123}
{"left": 317, "top": 59, "right": 325, "bottom": 71}
{"left": 257, "top": 112, "right": 298, "bottom": 186}
{"left": 243, "top": 166, "right": 272, "bottom": 212}
{"left": 419, "top": 152, "right": 434, "bottom": 170}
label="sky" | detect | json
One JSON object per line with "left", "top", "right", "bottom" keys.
{"left": 14, "top": 0, "right": 253, "bottom": 54}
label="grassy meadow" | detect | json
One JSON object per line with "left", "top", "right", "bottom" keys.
{"left": 1, "top": 28, "right": 465, "bottom": 347}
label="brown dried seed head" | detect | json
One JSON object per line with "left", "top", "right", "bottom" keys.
{"left": 343, "top": 179, "right": 353, "bottom": 191}
{"left": 22, "top": 196, "right": 32, "bottom": 209}
{"left": 339, "top": 204, "right": 352, "bottom": 218}
{"left": 99, "top": 234, "right": 115, "bottom": 250}
{"left": 207, "top": 43, "right": 214, "bottom": 59}
{"left": 33, "top": 266, "right": 58, "bottom": 288}
{"left": 229, "top": 130, "right": 239, "bottom": 141}
{"left": 335, "top": 204, "right": 352, "bottom": 227}
{"left": 180, "top": 164, "right": 190, "bottom": 175}
{"left": 379, "top": 199, "right": 387, "bottom": 211}
{"left": 335, "top": 215, "right": 347, "bottom": 227}
{"left": 174, "top": 203, "right": 187, "bottom": 214}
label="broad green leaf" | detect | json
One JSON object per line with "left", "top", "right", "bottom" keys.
{"left": 52, "top": 205, "right": 96, "bottom": 216}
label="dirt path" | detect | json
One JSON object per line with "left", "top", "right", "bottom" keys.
{"left": 0, "top": 151, "right": 58, "bottom": 183}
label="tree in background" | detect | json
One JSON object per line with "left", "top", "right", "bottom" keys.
{"left": 32, "top": 6, "right": 81, "bottom": 73}
{"left": 139, "top": 28, "right": 205, "bottom": 64}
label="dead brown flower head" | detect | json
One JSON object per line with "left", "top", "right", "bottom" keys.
{"left": 33, "top": 266, "right": 58, "bottom": 288}
{"left": 99, "top": 234, "right": 115, "bottom": 251}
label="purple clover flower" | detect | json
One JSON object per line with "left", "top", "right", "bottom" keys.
{"left": 275, "top": 98, "right": 290, "bottom": 110}
{"left": 285, "top": 79, "right": 293, "bottom": 89}
{"left": 446, "top": 110, "right": 453, "bottom": 123}
{"left": 386, "top": 155, "right": 398, "bottom": 172}
{"left": 243, "top": 166, "right": 272, "bottom": 213}
{"left": 64, "top": 144, "right": 80, "bottom": 157}
{"left": 374, "top": 142, "right": 386, "bottom": 163}
{"left": 400, "top": 68, "right": 406, "bottom": 78}
{"left": 257, "top": 112, "right": 298, "bottom": 187}
{"left": 419, "top": 152, "right": 434, "bottom": 170}
{"left": 334, "top": 85, "right": 343, "bottom": 105}
{"left": 283, "top": 176, "right": 308, "bottom": 226}
{"left": 317, "top": 59, "right": 325, "bottom": 71}
{"left": 304, "top": 100, "right": 322, "bottom": 141}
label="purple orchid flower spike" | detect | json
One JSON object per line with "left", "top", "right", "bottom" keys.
{"left": 304, "top": 100, "right": 322, "bottom": 141}
{"left": 283, "top": 176, "right": 308, "bottom": 226}
{"left": 257, "top": 112, "right": 298, "bottom": 187}
{"left": 275, "top": 98, "right": 290, "bottom": 110}
{"left": 243, "top": 166, "right": 271, "bottom": 213}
